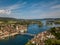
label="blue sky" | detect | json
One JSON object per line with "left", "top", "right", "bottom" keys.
{"left": 0, "top": 0, "right": 60, "bottom": 19}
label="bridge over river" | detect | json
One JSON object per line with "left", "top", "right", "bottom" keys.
{"left": 20, "top": 33, "right": 36, "bottom": 36}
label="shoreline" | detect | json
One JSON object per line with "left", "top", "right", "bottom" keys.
{"left": 0, "top": 29, "right": 27, "bottom": 39}
{"left": 0, "top": 32, "right": 19, "bottom": 39}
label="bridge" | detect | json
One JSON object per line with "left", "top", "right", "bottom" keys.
{"left": 20, "top": 33, "right": 36, "bottom": 36}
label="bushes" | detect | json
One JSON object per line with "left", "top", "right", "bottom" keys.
{"left": 25, "top": 41, "right": 36, "bottom": 45}
{"left": 45, "top": 27, "right": 60, "bottom": 45}
{"left": 45, "top": 39, "right": 60, "bottom": 45}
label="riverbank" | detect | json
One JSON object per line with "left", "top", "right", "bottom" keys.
{"left": 26, "top": 27, "right": 60, "bottom": 45}
{"left": 0, "top": 32, "right": 19, "bottom": 39}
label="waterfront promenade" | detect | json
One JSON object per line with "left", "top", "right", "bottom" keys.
{"left": 0, "top": 32, "right": 19, "bottom": 39}
{"left": 0, "top": 32, "right": 36, "bottom": 39}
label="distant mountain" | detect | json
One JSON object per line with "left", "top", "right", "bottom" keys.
{"left": 0, "top": 17, "right": 18, "bottom": 21}
{"left": 0, "top": 17, "right": 60, "bottom": 20}
{"left": 43, "top": 18, "right": 60, "bottom": 20}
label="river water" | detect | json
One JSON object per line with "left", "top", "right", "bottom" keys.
{"left": 0, "top": 20, "right": 60, "bottom": 45}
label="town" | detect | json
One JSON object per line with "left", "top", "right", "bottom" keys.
{"left": 0, "top": 23, "right": 27, "bottom": 39}
{"left": 26, "top": 27, "right": 60, "bottom": 45}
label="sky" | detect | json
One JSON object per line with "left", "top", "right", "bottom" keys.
{"left": 0, "top": 0, "right": 60, "bottom": 19}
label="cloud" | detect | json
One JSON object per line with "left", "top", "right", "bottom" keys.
{"left": 40, "top": 11, "right": 60, "bottom": 18}
{"left": 0, "top": 0, "right": 60, "bottom": 19}
{"left": 0, "top": 2, "right": 26, "bottom": 15}
{"left": 50, "top": 4, "right": 60, "bottom": 9}
{"left": 8, "top": 2, "right": 26, "bottom": 10}
{"left": 0, "top": 10, "right": 11, "bottom": 15}
{"left": 29, "top": 11, "right": 60, "bottom": 19}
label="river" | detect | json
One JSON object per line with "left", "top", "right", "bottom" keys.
{"left": 0, "top": 20, "right": 60, "bottom": 45}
